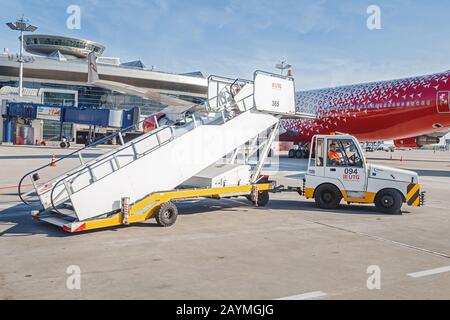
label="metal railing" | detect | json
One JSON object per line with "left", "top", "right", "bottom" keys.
{"left": 18, "top": 111, "right": 169, "bottom": 205}
{"left": 48, "top": 124, "right": 178, "bottom": 214}
{"left": 49, "top": 93, "right": 260, "bottom": 214}
{"left": 18, "top": 77, "right": 257, "bottom": 214}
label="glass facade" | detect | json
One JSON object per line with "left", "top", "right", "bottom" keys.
{"left": 42, "top": 92, "right": 76, "bottom": 140}
{"left": 0, "top": 79, "right": 167, "bottom": 141}
{"left": 25, "top": 37, "right": 105, "bottom": 54}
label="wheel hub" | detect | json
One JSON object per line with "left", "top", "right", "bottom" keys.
{"left": 322, "top": 192, "right": 333, "bottom": 203}
{"left": 163, "top": 210, "right": 173, "bottom": 219}
{"left": 381, "top": 195, "right": 394, "bottom": 207}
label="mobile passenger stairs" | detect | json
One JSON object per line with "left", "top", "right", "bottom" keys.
{"left": 18, "top": 71, "right": 312, "bottom": 233}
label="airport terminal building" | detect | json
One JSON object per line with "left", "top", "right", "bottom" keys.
{"left": 0, "top": 34, "right": 207, "bottom": 143}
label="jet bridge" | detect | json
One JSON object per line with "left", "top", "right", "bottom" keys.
{"left": 19, "top": 71, "right": 307, "bottom": 232}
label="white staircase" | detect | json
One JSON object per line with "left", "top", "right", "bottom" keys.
{"left": 19, "top": 71, "right": 298, "bottom": 222}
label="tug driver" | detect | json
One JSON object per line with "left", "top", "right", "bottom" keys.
{"left": 328, "top": 142, "right": 342, "bottom": 166}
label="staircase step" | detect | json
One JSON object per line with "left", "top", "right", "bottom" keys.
{"left": 51, "top": 208, "right": 78, "bottom": 219}
{"left": 62, "top": 202, "right": 74, "bottom": 210}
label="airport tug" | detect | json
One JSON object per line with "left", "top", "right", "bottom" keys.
{"left": 302, "top": 134, "right": 425, "bottom": 214}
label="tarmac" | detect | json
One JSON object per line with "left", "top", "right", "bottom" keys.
{"left": 0, "top": 145, "right": 449, "bottom": 300}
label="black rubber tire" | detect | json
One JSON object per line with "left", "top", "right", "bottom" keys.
{"left": 256, "top": 190, "right": 270, "bottom": 207}
{"left": 155, "top": 202, "right": 178, "bottom": 227}
{"left": 375, "top": 189, "right": 403, "bottom": 214}
{"left": 60, "top": 142, "right": 67, "bottom": 149}
{"left": 288, "top": 150, "right": 295, "bottom": 158}
{"left": 314, "top": 184, "right": 342, "bottom": 209}
{"left": 246, "top": 190, "right": 270, "bottom": 207}
{"left": 295, "top": 150, "right": 303, "bottom": 159}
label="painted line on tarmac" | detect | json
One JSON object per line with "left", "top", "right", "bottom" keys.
{"left": 0, "top": 211, "right": 30, "bottom": 218}
{"left": 300, "top": 218, "right": 450, "bottom": 260}
{"left": 0, "top": 203, "right": 35, "bottom": 214}
{"left": 224, "top": 198, "right": 450, "bottom": 260}
{"left": 275, "top": 291, "right": 328, "bottom": 300}
{"left": 0, "top": 184, "right": 32, "bottom": 190}
{"left": 223, "top": 198, "right": 247, "bottom": 205}
{"left": 407, "top": 266, "right": 450, "bottom": 278}
{"left": 0, "top": 202, "right": 23, "bottom": 207}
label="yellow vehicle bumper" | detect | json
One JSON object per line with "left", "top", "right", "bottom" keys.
{"left": 406, "top": 183, "right": 423, "bottom": 207}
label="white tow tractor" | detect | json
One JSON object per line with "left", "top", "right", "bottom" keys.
{"left": 302, "top": 134, "right": 425, "bottom": 214}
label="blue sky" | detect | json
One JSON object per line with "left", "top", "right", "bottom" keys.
{"left": 1, "top": 0, "right": 450, "bottom": 90}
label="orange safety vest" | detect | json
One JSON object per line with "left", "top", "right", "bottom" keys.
{"left": 328, "top": 151, "right": 340, "bottom": 161}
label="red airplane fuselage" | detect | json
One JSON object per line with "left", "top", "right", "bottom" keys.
{"left": 280, "top": 70, "right": 450, "bottom": 144}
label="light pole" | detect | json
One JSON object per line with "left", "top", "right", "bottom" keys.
{"left": 6, "top": 17, "right": 38, "bottom": 97}
{"left": 275, "top": 61, "right": 292, "bottom": 76}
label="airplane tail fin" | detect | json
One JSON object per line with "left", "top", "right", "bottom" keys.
{"left": 88, "top": 51, "right": 99, "bottom": 83}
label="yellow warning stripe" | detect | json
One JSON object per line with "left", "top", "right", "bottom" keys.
{"left": 406, "top": 183, "right": 421, "bottom": 207}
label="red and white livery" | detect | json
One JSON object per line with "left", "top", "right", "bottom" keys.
{"left": 281, "top": 70, "right": 450, "bottom": 148}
